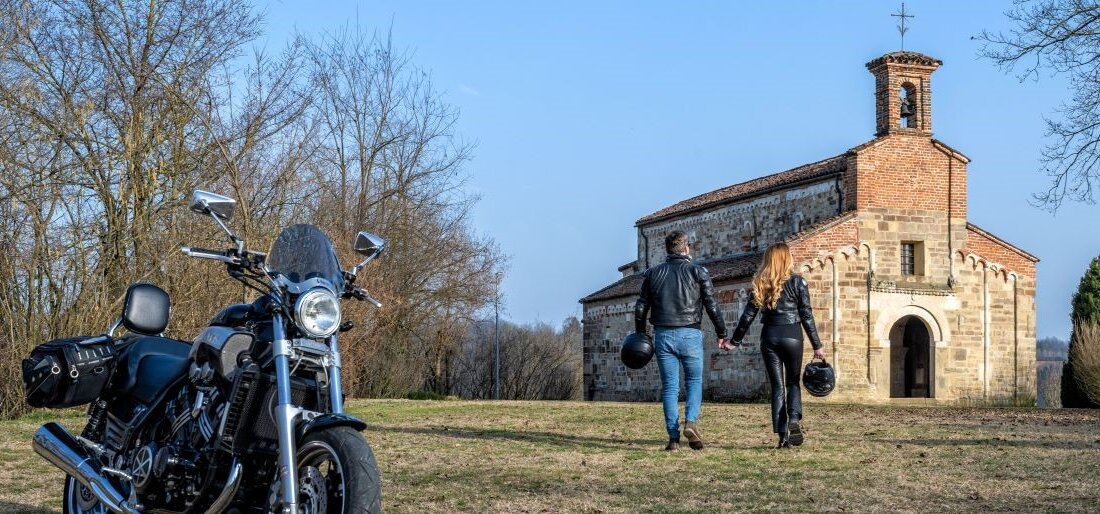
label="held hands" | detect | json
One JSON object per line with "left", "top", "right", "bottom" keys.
{"left": 717, "top": 338, "right": 738, "bottom": 351}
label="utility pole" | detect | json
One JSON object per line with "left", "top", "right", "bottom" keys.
{"left": 493, "top": 291, "right": 500, "bottom": 400}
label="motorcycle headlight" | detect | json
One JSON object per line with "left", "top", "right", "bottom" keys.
{"left": 294, "top": 288, "right": 341, "bottom": 338}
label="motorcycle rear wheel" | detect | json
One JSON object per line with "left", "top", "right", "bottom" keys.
{"left": 62, "top": 476, "right": 107, "bottom": 514}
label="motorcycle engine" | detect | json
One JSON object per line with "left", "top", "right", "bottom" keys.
{"left": 127, "top": 373, "right": 227, "bottom": 510}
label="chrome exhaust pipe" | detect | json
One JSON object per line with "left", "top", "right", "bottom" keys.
{"left": 33, "top": 422, "right": 139, "bottom": 514}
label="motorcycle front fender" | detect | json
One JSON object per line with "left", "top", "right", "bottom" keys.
{"left": 296, "top": 413, "right": 367, "bottom": 441}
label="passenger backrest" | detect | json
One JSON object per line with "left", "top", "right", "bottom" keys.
{"left": 121, "top": 283, "right": 171, "bottom": 335}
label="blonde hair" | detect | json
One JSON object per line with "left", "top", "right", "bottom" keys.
{"left": 751, "top": 243, "right": 794, "bottom": 310}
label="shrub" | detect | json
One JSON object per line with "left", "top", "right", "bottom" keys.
{"left": 1063, "top": 255, "right": 1100, "bottom": 408}
{"left": 406, "top": 390, "right": 447, "bottom": 401}
{"left": 1068, "top": 321, "right": 1100, "bottom": 405}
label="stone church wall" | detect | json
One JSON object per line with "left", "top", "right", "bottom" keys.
{"left": 582, "top": 241, "right": 1036, "bottom": 404}
{"left": 951, "top": 251, "right": 1038, "bottom": 402}
{"left": 583, "top": 282, "right": 770, "bottom": 402}
{"left": 635, "top": 177, "right": 844, "bottom": 267}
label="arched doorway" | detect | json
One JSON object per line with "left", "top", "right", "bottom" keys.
{"left": 889, "top": 316, "right": 933, "bottom": 398}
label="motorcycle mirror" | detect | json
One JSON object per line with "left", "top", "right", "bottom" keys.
{"left": 188, "top": 190, "right": 243, "bottom": 249}
{"left": 189, "top": 190, "right": 237, "bottom": 221}
{"left": 353, "top": 231, "right": 386, "bottom": 259}
{"left": 349, "top": 231, "right": 386, "bottom": 277}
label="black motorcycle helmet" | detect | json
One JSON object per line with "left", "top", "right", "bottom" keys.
{"left": 620, "top": 332, "right": 654, "bottom": 369}
{"left": 803, "top": 357, "right": 836, "bottom": 397}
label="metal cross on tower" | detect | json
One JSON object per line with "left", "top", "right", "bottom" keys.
{"left": 891, "top": 2, "right": 914, "bottom": 50}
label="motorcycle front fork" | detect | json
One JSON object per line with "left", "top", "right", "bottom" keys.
{"left": 271, "top": 315, "right": 346, "bottom": 514}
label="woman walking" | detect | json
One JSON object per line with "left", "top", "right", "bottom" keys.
{"left": 726, "top": 243, "right": 826, "bottom": 448}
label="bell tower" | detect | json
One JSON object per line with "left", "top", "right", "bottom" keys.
{"left": 866, "top": 52, "right": 942, "bottom": 137}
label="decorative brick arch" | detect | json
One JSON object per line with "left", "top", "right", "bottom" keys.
{"left": 873, "top": 304, "right": 950, "bottom": 348}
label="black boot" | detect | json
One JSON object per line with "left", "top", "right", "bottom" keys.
{"left": 777, "top": 434, "right": 791, "bottom": 449}
{"left": 788, "top": 421, "right": 804, "bottom": 446}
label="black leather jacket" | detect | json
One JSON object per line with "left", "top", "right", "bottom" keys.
{"left": 731, "top": 274, "right": 823, "bottom": 350}
{"left": 634, "top": 254, "right": 728, "bottom": 338}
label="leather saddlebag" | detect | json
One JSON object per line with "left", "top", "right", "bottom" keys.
{"left": 22, "top": 336, "right": 116, "bottom": 408}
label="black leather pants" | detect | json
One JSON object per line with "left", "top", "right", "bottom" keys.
{"left": 761, "top": 330, "right": 804, "bottom": 435}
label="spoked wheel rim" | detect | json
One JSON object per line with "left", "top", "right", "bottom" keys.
{"left": 64, "top": 476, "right": 107, "bottom": 514}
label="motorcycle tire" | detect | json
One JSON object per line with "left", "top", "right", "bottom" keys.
{"left": 63, "top": 476, "right": 105, "bottom": 514}
{"left": 289, "top": 426, "right": 382, "bottom": 514}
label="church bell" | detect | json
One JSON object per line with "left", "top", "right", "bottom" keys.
{"left": 900, "top": 96, "right": 913, "bottom": 118}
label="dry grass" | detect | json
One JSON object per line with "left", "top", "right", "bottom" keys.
{"left": 1, "top": 400, "right": 1098, "bottom": 513}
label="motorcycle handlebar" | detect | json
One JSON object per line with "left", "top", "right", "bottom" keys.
{"left": 346, "top": 285, "right": 383, "bottom": 308}
{"left": 181, "top": 246, "right": 239, "bottom": 265}
{"left": 183, "top": 247, "right": 224, "bottom": 257}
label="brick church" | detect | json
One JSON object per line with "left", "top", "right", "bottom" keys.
{"left": 580, "top": 51, "right": 1038, "bottom": 404}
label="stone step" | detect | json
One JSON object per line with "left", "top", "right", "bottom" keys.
{"left": 887, "top": 397, "right": 940, "bottom": 406}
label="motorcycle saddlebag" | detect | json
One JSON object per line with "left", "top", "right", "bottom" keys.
{"left": 22, "top": 336, "right": 117, "bottom": 408}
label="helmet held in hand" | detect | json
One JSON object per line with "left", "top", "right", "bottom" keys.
{"left": 802, "top": 357, "right": 836, "bottom": 397}
{"left": 620, "top": 332, "right": 654, "bottom": 369}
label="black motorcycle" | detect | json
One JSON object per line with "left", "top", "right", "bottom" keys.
{"left": 23, "top": 190, "right": 384, "bottom": 513}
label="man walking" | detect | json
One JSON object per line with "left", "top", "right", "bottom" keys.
{"left": 634, "top": 230, "right": 730, "bottom": 450}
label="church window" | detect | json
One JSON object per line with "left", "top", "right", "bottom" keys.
{"left": 901, "top": 244, "right": 915, "bottom": 275}
{"left": 901, "top": 241, "right": 925, "bottom": 276}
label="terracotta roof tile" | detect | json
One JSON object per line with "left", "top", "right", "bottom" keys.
{"left": 865, "top": 51, "right": 943, "bottom": 69}
{"left": 579, "top": 273, "right": 645, "bottom": 304}
{"left": 636, "top": 154, "right": 848, "bottom": 225}
{"left": 580, "top": 253, "right": 763, "bottom": 303}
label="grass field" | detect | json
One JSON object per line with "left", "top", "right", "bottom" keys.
{"left": 1, "top": 400, "right": 1098, "bottom": 513}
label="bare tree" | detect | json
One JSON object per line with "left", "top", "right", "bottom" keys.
{"left": 449, "top": 317, "right": 582, "bottom": 401}
{"left": 978, "top": 0, "right": 1100, "bottom": 210}
{"left": 0, "top": 0, "right": 280, "bottom": 416}
{"left": 300, "top": 28, "right": 503, "bottom": 398}
{"left": 0, "top": 1, "right": 503, "bottom": 417}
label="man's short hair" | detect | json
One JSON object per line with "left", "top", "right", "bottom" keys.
{"left": 665, "top": 230, "right": 689, "bottom": 254}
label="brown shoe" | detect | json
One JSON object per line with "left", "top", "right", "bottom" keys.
{"left": 664, "top": 439, "right": 680, "bottom": 451}
{"left": 683, "top": 422, "right": 704, "bottom": 450}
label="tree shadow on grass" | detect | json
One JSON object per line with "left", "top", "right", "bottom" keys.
{"left": 375, "top": 424, "right": 665, "bottom": 451}
{"left": 0, "top": 502, "right": 51, "bottom": 514}
{"left": 876, "top": 437, "right": 1096, "bottom": 450}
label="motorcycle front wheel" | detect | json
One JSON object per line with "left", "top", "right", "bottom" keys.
{"left": 270, "top": 427, "right": 382, "bottom": 514}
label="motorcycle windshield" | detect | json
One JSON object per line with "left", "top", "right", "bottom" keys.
{"left": 267, "top": 224, "right": 344, "bottom": 291}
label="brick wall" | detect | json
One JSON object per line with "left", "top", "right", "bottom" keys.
{"left": 965, "top": 226, "right": 1037, "bottom": 278}
{"left": 846, "top": 135, "right": 968, "bottom": 220}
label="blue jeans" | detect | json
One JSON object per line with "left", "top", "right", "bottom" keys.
{"left": 654, "top": 326, "right": 704, "bottom": 440}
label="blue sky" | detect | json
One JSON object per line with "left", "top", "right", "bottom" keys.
{"left": 260, "top": 0, "right": 1096, "bottom": 340}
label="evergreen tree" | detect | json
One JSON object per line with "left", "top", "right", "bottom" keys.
{"left": 1063, "top": 255, "right": 1100, "bottom": 408}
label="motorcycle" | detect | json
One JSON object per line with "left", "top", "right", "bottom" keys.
{"left": 24, "top": 190, "right": 384, "bottom": 513}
